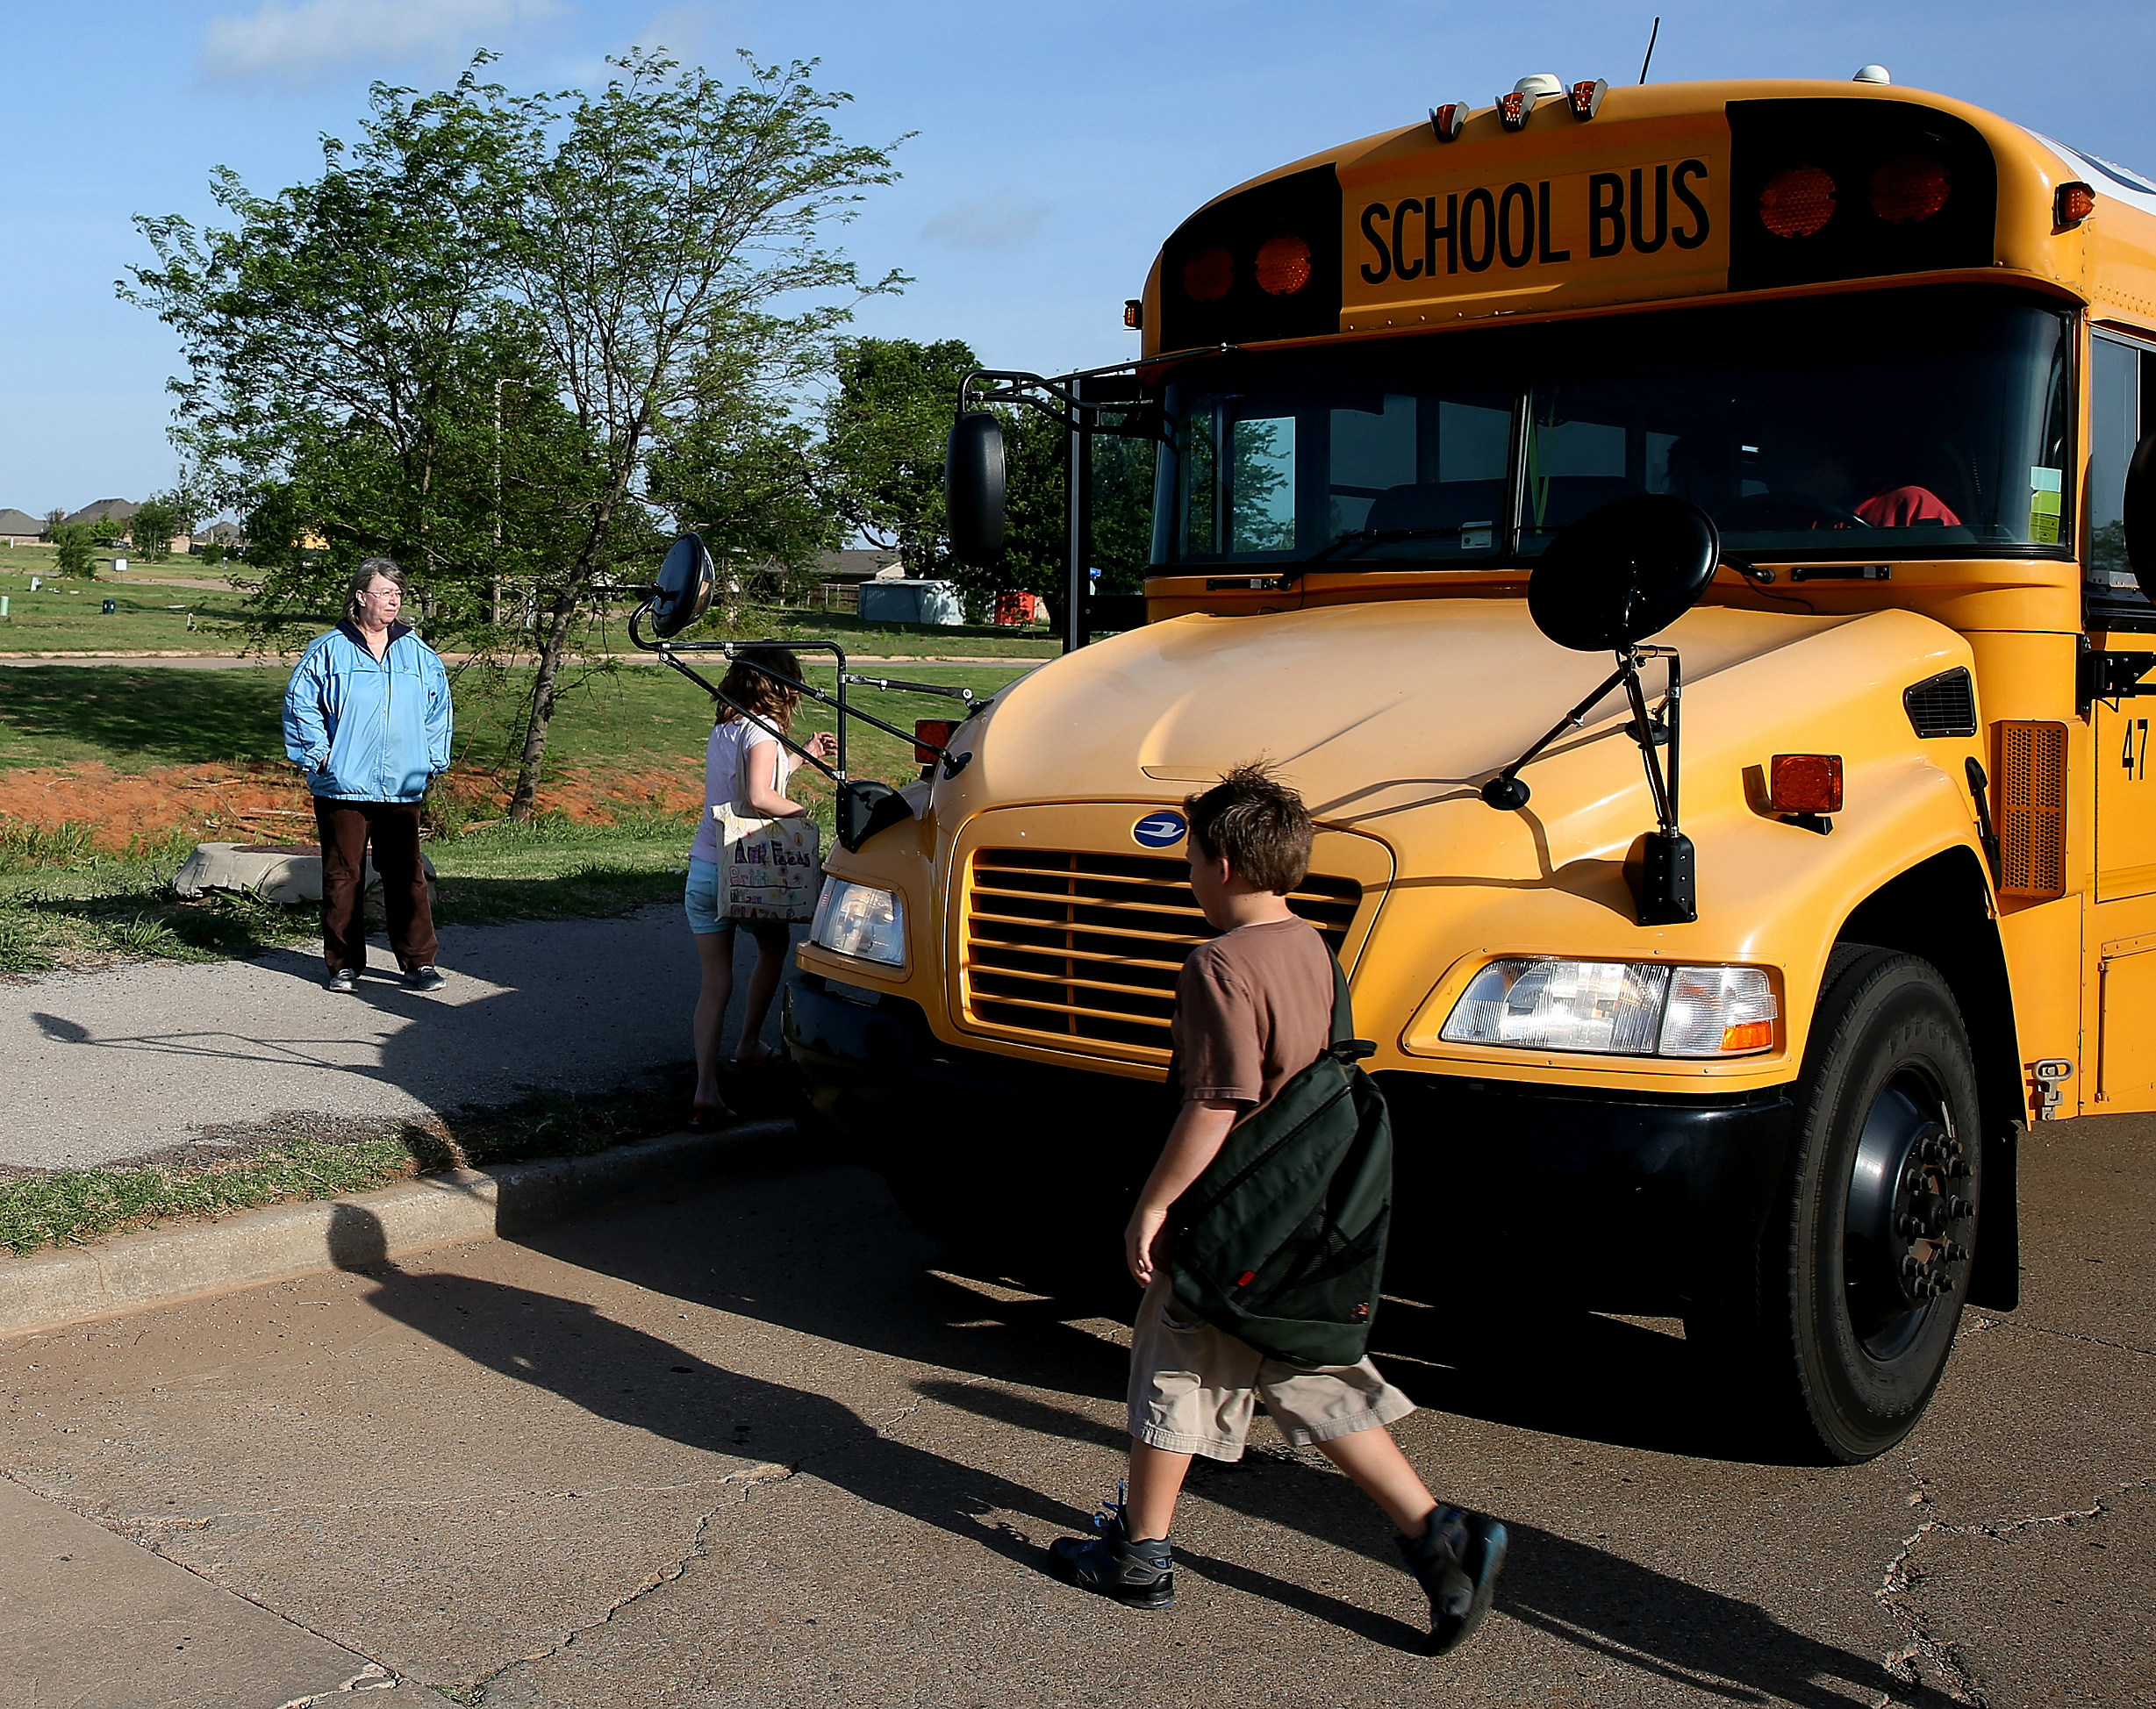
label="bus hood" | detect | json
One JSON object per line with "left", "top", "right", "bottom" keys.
{"left": 956, "top": 598, "right": 1963, "bottom": 860}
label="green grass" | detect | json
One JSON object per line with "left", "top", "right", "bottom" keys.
{"left": 0, "top": 549, "right": 259, "bottom": 653}
{"left": 0, "top": 822, "right": 319, "bottom": 976}
{"left": 0, "top": 1068, "right": 789, "bottom": 1256}
{"left": 0, "top": 658, "right": 1035, "bottom": 783}
{"left": 0, "top": 660, "right": 1038, "bottom": 973}
{"left": 0, "top": 665, "right": 293, "bottom": 771}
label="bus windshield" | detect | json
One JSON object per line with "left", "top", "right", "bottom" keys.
{"left": 1149, "top": 285, "right": 2072, "bottom": 568}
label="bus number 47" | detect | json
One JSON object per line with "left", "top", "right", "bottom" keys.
{"left": 2124, "top": 717, "right": 2149, "bottom": 780}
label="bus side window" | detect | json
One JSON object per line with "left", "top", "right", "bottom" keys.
{"left": 2089, "top": 335, "right": 2146, "bottom": 602}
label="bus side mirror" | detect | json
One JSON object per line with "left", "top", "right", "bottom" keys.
{"left": 946, "top": 411, "right": 1006, "bottom": 567}
{"left": 2124, "top": 430, "right": 2156, "bottom": 602}
{"left": 1528, "top": 494, "right": 1719, "bottom": 652}
{"left": 648, "top": 533, "right": 715, "bottom": 639}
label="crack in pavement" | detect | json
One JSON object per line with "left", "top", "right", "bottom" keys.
{"left": 1871, "top": 1477, "right": 2153, "bottom": 1706}
{"left": 459, "top": 1462, "right": 795, "bottom": 1705}
{"left": 0, "top": 1470, "right": 415, "bottom": 1703}
{"left": 2010, "top": 1320, "right": 2156, "bottom": 1359}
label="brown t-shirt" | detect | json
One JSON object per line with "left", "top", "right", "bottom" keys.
{"left": 1170, "top": 916, "right": 1336, "bottom": 1119}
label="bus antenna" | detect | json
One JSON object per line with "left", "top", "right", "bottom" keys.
{"left": 1638, "top": 16, "right": 1661, "bottom": 83}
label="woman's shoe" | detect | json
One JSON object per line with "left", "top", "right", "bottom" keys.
{"left": 732, "top": 1041, "right": 779, "bottom": 1067}
{"left": 685, "top": 1102, "right": 734, "bottom": 1133}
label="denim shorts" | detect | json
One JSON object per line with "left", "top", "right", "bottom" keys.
{"left": 684, "top": 857, "right": 727, "bottom": 935}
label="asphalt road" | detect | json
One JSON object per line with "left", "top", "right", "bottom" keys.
{"left": 0, "top": 1115, "right": 2148, "bottom": 1708}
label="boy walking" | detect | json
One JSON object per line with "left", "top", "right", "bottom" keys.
{"left": 1049, "top": 764, "right": 1507, "bottom": 1654}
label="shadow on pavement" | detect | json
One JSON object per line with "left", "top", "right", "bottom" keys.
{"left": 337, "top": 1169, "right": 1913, "bottom": 1698}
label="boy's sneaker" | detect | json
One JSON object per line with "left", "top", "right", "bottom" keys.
{"left": 325, "top": 969, "right": 358, "bottom": 994}
{"left": 1399, "top": 1506, "right": 1508, "bottom": 1655}
{"left": 1049, "top": 1513, "right": 1175, "bottom": 1611}
{"left": 405, "top": 965, "right": 447, "bottom": 993}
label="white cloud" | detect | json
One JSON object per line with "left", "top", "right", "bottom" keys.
{"left": 199, "top": 0, "right": 561, "bottom": 84}
{"left": 920, "top": 189, "right": 1051, "bottom": 252}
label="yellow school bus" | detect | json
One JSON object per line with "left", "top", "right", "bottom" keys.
{"left": 783, "top": 70, "right": 2156, "bottom": 1462}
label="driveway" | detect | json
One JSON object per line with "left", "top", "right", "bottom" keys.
{"left": 0, "top": 908, "right": 769, "bottom": 1170}
{"left": 0, "top": 1115, "right": 2147, "bottom": 1705}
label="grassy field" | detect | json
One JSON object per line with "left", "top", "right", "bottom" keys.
{"left": 0, "top": 540, "right": 1064, "bottom": 660}
{"left": 0, "top": 658, "right": 1036, "bottom": 975}
{"left": 0, "top": 657, "right": 1035, "bottom": 782}
{"left": 0, "top": 553, "right": 258, "bottom": 653}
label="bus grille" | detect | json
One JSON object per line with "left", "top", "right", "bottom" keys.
{"left": 963, "top": 848, "right": 1362, "bottom": 1055}
{"left": 1902, "top": 668, "right": 1977, "bottom": 739}
{"left": 1997, "top": 720, "right": 2067, "bottom": 899}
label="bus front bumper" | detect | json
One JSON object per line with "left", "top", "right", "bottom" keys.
{"left": 785, "top": 976, "right": 1796, "bottom": 1312}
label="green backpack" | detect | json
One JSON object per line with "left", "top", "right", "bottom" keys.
{"left": 1169, "top": 960, "right": 1394, "bottom": 1368}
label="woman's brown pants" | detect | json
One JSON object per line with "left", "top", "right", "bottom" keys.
{"left": 313, "top": 798, "right": 437, "bottom": 975}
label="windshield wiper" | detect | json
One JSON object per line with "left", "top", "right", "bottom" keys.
{"left": 1298, "top": 526, "right": 1470, "bottom": 567}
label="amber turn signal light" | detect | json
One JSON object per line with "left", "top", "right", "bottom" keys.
{"left": 2055, "top": 181, "right": 2096, "bottom": 228}
{"left": 1766, "top": 753, "right": 1844, "bottom": 815}
{"left": 1122, "top": 298, "right": 1142, "bottom": 330}
{"left": 914, "top": 719, "right": 958, "bottom": 764}
{"left": 1718, "top": 1020, "right": 1776, "bottom": 1053}
{"left": 1429, "top": 102, "right": 1467, "bottom": 142}
{"left": 1567, "top": 79, "right": 1607, "bottom": 120}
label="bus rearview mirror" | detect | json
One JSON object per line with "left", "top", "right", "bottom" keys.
{"left": 1528, "top": 494, "right": 1719, "bottom": 653}
{"left": 946, "top": 411, "right": 1006, "bottom": 567}
{"left": 648, "top": 533, "right": 715, "bottom": 639}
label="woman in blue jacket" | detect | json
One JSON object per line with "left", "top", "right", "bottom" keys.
{"left": 283, "top": 557, "right": 454, "bottom": 994}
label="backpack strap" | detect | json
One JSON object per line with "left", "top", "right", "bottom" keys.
{"left": 1325, "top": 955, "right": 1378, "bottom": 1062}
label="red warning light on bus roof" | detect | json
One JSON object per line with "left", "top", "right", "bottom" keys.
{"left": 1255, "top": 234, "right": 1313, "bottom": 296}
{"left": 1759, "top": 165, "right": 1837, "bottom": 239}
{"left": 1870, "top": 155, "right": 1951, "bottom": 224}
{"left": 1181, "top": 246, "right": 1234, "bottom": 303}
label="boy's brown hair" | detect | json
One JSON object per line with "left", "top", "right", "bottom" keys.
{"left": 1184, "top": 762, "right": 1313, "bottom": 894}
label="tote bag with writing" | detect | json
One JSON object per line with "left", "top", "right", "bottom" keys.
{"left": 713, "top": 732, "right": 823, "bottom": 922}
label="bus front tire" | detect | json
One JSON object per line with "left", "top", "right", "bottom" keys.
{"left": 1692, "top": 946, "right": 1981, "bottom": 1464}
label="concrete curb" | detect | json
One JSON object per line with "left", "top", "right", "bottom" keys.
{"left": 0, "top": 1119, "right": 792, "bottom": 1340}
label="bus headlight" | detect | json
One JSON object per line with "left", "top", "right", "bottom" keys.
{"left": 810, "top": 879, "right": 906, "bottom": 969}
{"left": 1438, "top": 959, "right": 1777, "bottom": 1057}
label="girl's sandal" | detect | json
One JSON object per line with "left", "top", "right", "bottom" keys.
{"left": 685, "top": 1102, "right": 734, "bottom": 1133}
{"left": 733, "top": 1041, "right": 779, "bottom": 1068}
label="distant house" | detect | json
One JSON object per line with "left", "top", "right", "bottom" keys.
{"left": 65, "top": 497, "right": 138, "bottom": 533}
{"left": 0, "top": 508, "right": 44, "bottom": 546}
{"left": 190, "top": 521, "right": 247, "bottom": 556}
{"left": 799, "top": 547, "right": 903, "bottom": 615}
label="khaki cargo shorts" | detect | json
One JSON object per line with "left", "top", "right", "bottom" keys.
{"left": 1126, "top": 1276, "right": 1413, "bottom": 1462}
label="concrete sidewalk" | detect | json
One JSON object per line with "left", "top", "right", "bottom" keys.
{"left": 2, "top": 908, "right": 778, "bottom": 1171}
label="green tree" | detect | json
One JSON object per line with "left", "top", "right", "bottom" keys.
{"left": 128, "top": 490, "right": 194, "bottom": 561}
{"left": 48, "top": 521, "right": 98, "bottom": 578}
{"left": 488, "top": 51, "right": 902, "bottom": 816}
{"left": 128, "top": 51, "right": 902, "bottom": 819}
{"left": 822, "top": 336, "right": 978, "bottom": 576}
{"left": 127, "top": 61, "right": 547, "bottom": 655}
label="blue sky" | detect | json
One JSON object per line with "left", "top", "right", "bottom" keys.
{"left": 5, "top": 0, "right": 2153, "bottom": 514}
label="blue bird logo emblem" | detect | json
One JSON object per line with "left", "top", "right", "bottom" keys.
{"left": 1132, "top": 812, "right": 1187, "bottom": 848}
